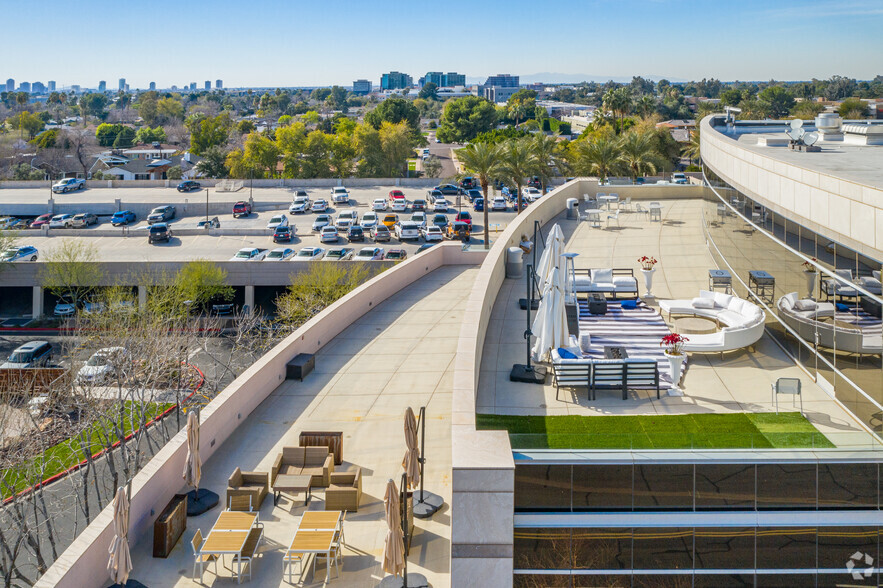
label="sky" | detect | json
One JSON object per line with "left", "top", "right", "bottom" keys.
{"left": 3, "top": 0, "right": 882, "bottom": 89}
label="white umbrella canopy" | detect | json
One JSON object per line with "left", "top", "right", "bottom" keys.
{"left": 381, "top": 479, "right": 405, "bottom": 577}
{"left": 531, "top": 267, "right": 570, "bottom": 362}
{"left": 183, "top": 410, "right": 201, "bottom": 490}
{"left": 107, "top": 486, "right": 133, "bottom": 586}
{"left": 402, "top": 407, "right": 420, "bottom": 490}
{"left": 535, "top": 224, "right": 566, "bottom": 289}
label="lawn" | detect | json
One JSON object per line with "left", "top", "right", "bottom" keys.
{"left": 476, "top": 413, "right": 835, "bottom": 450}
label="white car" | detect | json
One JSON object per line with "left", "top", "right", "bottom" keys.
{"left": 410, "top": 212, "right": 427, "bottom": 228}
{"left": 311, "top": 199, "right": 329, "bottom": 213}
{"left": 0, "top": 246, "right": 38, "bottom": 262}
{"left": 320, "top": 226, "right": 340, "bottom": 243}
{"left": 361, "top": 212, "right": 378, "bottom": 229}
{"left": 49, "top": 214, "right": 75, "bottom": 228}
{"left": 491, "top": 197, "right": 508, "bottom": 211}
{"left": 266, "top": 214, "right": 289, "bottom": 230}
{"left": 336, "top": 211, "right": 358, "bottom": 229}
{"left": 77, "top": 347, "right": 127, "bottom": 385}
{"left": 390, "top": 199, "right": 408, "bottom": 212}
{"left": 355, "top": 247, "right": 385, "bottom": 261}
{"left": 54, "top": 300, "right": 77, "bottom": 316}
{"left": 432, "top": 197, "right": 449, "bottom": 212}
{"left": 422, "top": 226, "right": 444, "bottom": 242}
{"left": 324, "top": 247, "right": 354, "bottom": 261}
{"left": 312, "top": 214, "right": 332, "bottom": 231}
{"left": 522, "top": 187, "right": 542, "bottom": 202}
{"left": 395, "top": 221, "right": 421, "bottom": 241}
{"left": 296, "top": 247, "right": 326, "bottom": 260}
{"left": 52, "top": 178, "right": 85, "bottom": 193}
{"left": 266, "top": 247, "right": 295, "bottom": 260}
{"left": 289, "top": 195, "right": 311, "bottom": 214}
{"left": 230, "top": 247, "right": 268, "bottom": 261}
{"left": 372, "top": 198, "right": 388, "bottom": 211}
{"left": 330, "top": 187, "right": 350, "bottom": 204}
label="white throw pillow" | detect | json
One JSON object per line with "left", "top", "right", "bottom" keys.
{"left": 691, "top": 297, "right": 716, "bottom": 309}
{"left": 794, "top": 299, "right": 817, "bottom": 312}
{"left": 592, "top": 268, "right": 613, "bottom": 284}
{"left": 727, "top": 297, "right": 745, "bottom": 313}
{"left": 782, "top": 292, "right": 799, "bottom": 309}
{"left": 698, "top": 290, "right": 716, "bottom": 300}
{"left": 860, "top": 276, "right": 882, "bottom": 289}
{"left": 713, "top": 292, "right": 734, "bottom": 308}
{"left": 579, "top": 333, "right": 592, "bottom": 353}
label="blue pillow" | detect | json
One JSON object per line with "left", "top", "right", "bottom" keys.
{"left": 835, "top": 302, "right": 851, "bottom": 312}
{"left": 557, "top": 347, "right": 578, "bottom": 359}
{"left": 621, "top": 300, "right": 638, "bottom": 310}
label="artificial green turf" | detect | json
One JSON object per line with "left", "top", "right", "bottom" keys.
{"left": 477, "top": 413, "right": 835, "bottom": 450}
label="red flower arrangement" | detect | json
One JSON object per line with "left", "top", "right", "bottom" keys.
{"left": 638, "top": 256, "right": 658, "bottom": 271}
{"left": 802, "top": 258, "right": 818, "bottom": 272}
{"left": 661, "top": 333, "right": 689, "bottom": 356}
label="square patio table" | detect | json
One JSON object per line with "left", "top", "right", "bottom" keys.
{"left": 273, "top": 473, "right": 312, "bottom": 506}
{"left": 200, "top": 530, "right": 249, "bottom": 584}
{"left": 598, "top": 195, "right": 618, "bottom": 210}
{"left": 586, "top": 208, "right": 602, "bottom": 228}
{"left": 212, "top": 511, "right": 258, "bottom": 531}
{"left": 301, "top": 510, "right": 341, "bottom": 531}
{"left": 287, "top": 530, "right": 337, "bottom": 583}
{"left": 749, "top": 270, "right": 776, "bottom": 304}
{"left": 708, "top": 269, "right": 732, "bottom": 293}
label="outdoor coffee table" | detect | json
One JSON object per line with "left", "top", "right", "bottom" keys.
{"left": 708, "top": 269, "right": 732, "bottom": 293}
{"left": 749, "top": 270, "right": 776, "bottom": 304}
{"left": 273, "top": 474, "right": 312, "bottom": 506}
{"left": 604, "top": 346, "right": 629, "bottom": 360}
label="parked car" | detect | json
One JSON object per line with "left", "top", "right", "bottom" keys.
{"left": 51, "top": 178, "right": 85, "bottom": 193}
{"left": 273, "top": 225, "right": 293, "bottom": 242}
{"left": 385, "top": 249, "right": 407, "bottom": 261}
{"left": 330, "top": 186, "right": 350, "bottom": 204}
{"left": 296, "top": 247, "right": 325, "bottom": 260}
{"left": 381, "top": 214, "right": 399, "bottom": 229}
{"left": 372, "top": 198, "right": 388, "bottom": 212}
{"left": 176, "top": 180, "right": 201, "bottom": 192}
{"left": 211, "top": 303, "right": 235, "bottom": 316}
{"left": 527, "top": 176, "right": 542, "bottom": 189}
{"left": 0, "top": 217, "right": 25, "bottom": 229}
{"left": 455, "top": 210, "right": 473, "bottom": 225}
{"left": 0, "top": 245, "right": 38, "bottom": 262}
{"left": 30, "top": 214, "right": 53, "bottom": 228}
{"left": 312, "top": 214, "right": 333, "bottom": 231}
{"left": 371, "top": 224, "right": 392, "bottom": 242}
{"left": 389, "top": 189, "right": 406, "bottom": 201}
{"left": 395, "top": 221, "right": 420, "bottom": 241}
{"left": 347, "top": 225, "right": 366, "bottom": 242}
{"left": 147, "top": 206, "right": 176, "bottom": 224}
{"left": 324, "top": 247, "right": 354, "bottom": 261}
{"left": 111, "top": 210, "right": 136, "bottom": 226}
{"left": 460, "top": 177, "right": 476, "bottom": 190}
{"left": 430, "top": 195, "right": 449, "bottom": 212}
{"left": 423, "top": 226, "right": 444, "bottom": 242}
{"left": 465, "top": 189, "right": 482, "bottom": 203}
{"left": 1, "top": 340, "right": 53, "bottom": 368}
{"left": 266, "top": 247, "right": 295, "bottom": 260}
{"left": 473, "top": 198, "right": 484, "bottom": 211}
{"left": 83, "top": 301, "right": 105, "bottom": 315}
{"left": 148, "top": 222, "right": 172, "bottom": 243}
{"left": 311, "top": 199, "right": 329, "bottom": 213}
{"left": 434, "top": 184, "right": 462, "bottom": 196}
{"left": 355, "top": 247, "right": 384, "bottom": 261}
{"left": 390, "top": 198, "right": 408, "bottom": 213}
{"left": 54, "top": 299, "right": 76, "bottom": 316}
{"left": 266, "top": 214, "right": 289, "bottom": 230}
{"left": 293, "top": 189, "right": 309, "bottom": 199}
{"left": 197, "top": 217, "right": 220, "bottom": 229}
{"left": 233, "top": 201, "right": 252, "bottom": 217}
{"left": 672, "top": 172, "right": 688, "bottom": 184}
{"left": 411, "top": 199, "right": 426, "bottom": 211}
{"left": 410, "top": 212, "right": 427, "bottom": 228}
{"left": 431, "top": 213, "right": 449, "bottom": 230}
{"left": 522, "top": 187, "right": 542, "bottom": 202}
{"left": 70, "top": 213, "right": 98, "bottom": 228}
{"left": 336, "top": 210, "right": 359, "bottom": 229}
{"left": 289, "top": 195, "right": 311, "bottom": 214}
{"left": 416, "top": 242, "right": 438, "bottom": 254}
{"left": 446, "top": 221, "right": 471, "bottom": 241}
{"left": 49, "top": 214, "right": 75, "bottom": 228}
{"left": 230, "top": 247, "right": 268, "bottom": 261}
{"left": 491, "top": 197, "right": 508, "bottom": 211}
{"left": 361, "top": 212, "right": 379, "bottom": 229}
{"left": 320, "top": 226, "right": 340, "bottom": 243}
{"left": 76, "top": 347, "right": 127, "bottom": 384}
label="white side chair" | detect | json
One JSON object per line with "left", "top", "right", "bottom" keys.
{"left": 772, "top": 378, "right": 803, "bottom": 415}
{"left": 634, "top": 203, "right": 650, "bottom": 218}
{"left": 620, "top": 196, "right": 632, "bottom": 211}
{"left": 607, "top": 209, "right": 620, "bottom": 227}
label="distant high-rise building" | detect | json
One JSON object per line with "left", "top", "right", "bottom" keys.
{"left": 48, "top": 81, "right": 56, "bottom": 92}
{"left": 205, "top": 80, "right": 211, "bottom": 90}
{"left": 124, "top": 84, "right": 130, "bottom": 92}
{"left": 5, "top": 78, "right": 13, "bottom": 92}
{"left": 352, "top": 79, "right": 372, "bottom": 95}
{"left": 19, "top": 82, "right": 31, "bottom": 93}
{"left": 98, "top": 80, "right": 106, "bottom": 92}
{"left": 149, "top": 81, "right": 156, "bottom": 91}
{"left": 483, "top": 74, "right": 519, "bottom": 88}
{"left": 189, "top": 82, "right": 196, "bottom": 91}
{"left": 423, "top": 71, "right": 466, "bottom": 87}
{"left": 215, "top": 79, "right": 223, "bottom": 89}
{"left": 31, "top": 82, "right": 46, "bottom": 94}
{"left": 71, "top": 85, "right": 81, "bottom": 93}
{"left": 423, "top": 72, "right": 443, "bottom": 86}
{"left": 380, "top": 71, "right": 413, "bottom": 91}
{"left": 118, "top": 78, "right": 126, "bottom": 91}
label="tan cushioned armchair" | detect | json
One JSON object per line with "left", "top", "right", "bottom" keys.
{"left": 226, "top": 467, "right": 269, "bottom": 510}
{"left": 271, "top": 446, "right": 334, "bottom": 488}
{"left": 325, "top": 468, "right": 362, "bottom": 511}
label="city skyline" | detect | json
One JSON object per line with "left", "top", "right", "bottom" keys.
{"left": 2, "top": 0, "right": 881, "bottom": 88}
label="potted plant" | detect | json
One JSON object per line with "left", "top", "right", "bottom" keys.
{"left": 660, "top": 333, "right": 688, "bottom": 396}
{"left": 638, "top": 256, "right": 658, "bottom": 297}
{"left": 802, "top": 258, "right": 818, "bottom": 299}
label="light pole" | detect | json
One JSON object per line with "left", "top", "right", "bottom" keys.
{"left": 205, "top": 187, "right": 209, "bottom": 224}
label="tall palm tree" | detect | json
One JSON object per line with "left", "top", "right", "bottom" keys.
{"left": 636, "top": 95, "right": 657, "bottom": 119}
{"left": 530, "top": 133, "right": 564, "bottom": 194}
{"left": 500, "top": 138, "right": 539, "bottom": 214}
{"left": 574, "top": 137, "right": 623, "bottom": 183}
{"left": 457, "top": 142, "right": 504, "bottom": 249}
{"left": 683, "top": 127, "right": 701, "bottom": 165}
{"left": 619, "top": 131, "right": 664, "bottom": 182}
{"left": 602, "top": 87, "right": 633, "bottom": 133}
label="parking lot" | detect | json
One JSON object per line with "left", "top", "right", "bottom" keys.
{"left": 6, "top": 185, "right": 524, "bottom": 261}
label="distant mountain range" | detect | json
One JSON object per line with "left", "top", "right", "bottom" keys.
{"left": 465, "top": 73, "right": 688, "bottom": 85}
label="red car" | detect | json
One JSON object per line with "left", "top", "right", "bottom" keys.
{"left": 455, "top": 210, "right": 473, "bottom": 225}
{"left": 388, "top": 190, "right": 405, "bottom": 200}
{"left": 232, "top": 201, "right": 252, "bottom": 218}
{"left": 30, "top": 214, "right": 53, "bottom": 228}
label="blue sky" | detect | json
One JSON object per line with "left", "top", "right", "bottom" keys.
{"left": 4, "top": 0, "right": 881, "bottom": 88}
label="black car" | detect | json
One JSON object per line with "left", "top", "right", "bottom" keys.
{"left": 459, "top": 177, "right": 476, "bottom": 190}
{"left": 177, "top": 180, "right": 201, "bottom": 192}
{"left": 527, "top": 176, "right": 542, "bottom": 189}
{"left": 465, "top": 189, "right": 482, "bottom": 202}
{"left": 273, "top": 225, "right": 293, "bottom": 243}
{"left": 347, "top": 225, "right": 365, "bottom": 242}
{"left": 434, "top": 184, "right": 462, "bottom": 196}
{"left": 148, "top": 223, "right": 172, "bottom": 243}
{"left": 411, "top": 199, "right": 426, "bottom": 211}
{"left": 431, "top": 214, "right": 449, "bottom": 230}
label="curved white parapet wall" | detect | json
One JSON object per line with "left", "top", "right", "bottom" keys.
{"left": 700, "top": 115, "right": 883, "bottom": 261}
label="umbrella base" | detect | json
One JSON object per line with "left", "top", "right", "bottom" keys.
{"left": 107, "top": 581, "right": 149, "bottom": 588}
{"left": 186, "top": 489, "right": 219, "bottom": 516}
{"left": 518, "top": 298, "right": 540, "bottom": 311}
{"left": 378, "top": 573, "right": 429, "bottom": 588}
{"left": 412, "top": 490, "right": 444, "bottom": 519}
{"left": 510, "top": 364, "right": 547, "bottom": 384}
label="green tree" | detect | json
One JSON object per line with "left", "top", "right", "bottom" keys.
{"left": 136, "top": 91, "right": 159, "bottom": 125}
{"left": 186, "top": 113, "right": 231, "bottom": 155}
{"left": 364, "top": 97, "right": 420, "bottom": 137}
{"left": 437, "top": 96, "right": 498, "bottom": 143}
{"left": 300, "top": 131, "right": 331, "bottom": 178}
{"left": 378, "top": 121, "right": 414, "bottom": 177}
{"left": 757, "top": 86, "right": 796, "bottom": 118}
{"left": 9, "top": 111, "right": 44, "bottom": 139}
{"left": 276, "top": 122, "right": 308, "bottom": 177}
{"left": 619, "top": 131, "right": 664, "bottom": 181}
{"left": 112, "top": 126, "right": 136, "bottom": 148}
{"left": 166, "top": 165, "right": 183, "bottom": 180}
{"left": 40, "top": 240, "right": 101, "bottom": 308}
{"left": 456, "top": 142, "right": 504, "bottom": 249}
{"left": 422, "top": 156, "right": 442, "bottom": 178}
{"left": 531, "top": 133, "right": 565, "bottom": 193}
{"left": 790, "top": 101, "right": 825, "bottom": 119}
{"left": 838, "top": 97, "right": 869, "bottom": 119}
{"left": 172, "top": 260, "right": 234, "bottom": 314}
{"left": 329, "top": 134, "right": 357, "bottom": 177}
{"left": 571, "top": 136, "right": 623, "bottom": 182}
{"left": 275, "top": 263, "right": 370, "bottom": 327}
{"left": 499, "top": 138, "right": 538, "bottom": 213}
{"left": 156, "top": 97, "right": 184, "bottom": 122}
{"left": 10, "top": 163, "right": 45, "bottom": 180}
{"left": 79, "top": 93, "right": 108, "bottom": 124}
{"left": 242, "top": 133, "right": 280, "bottom": 177}
{"left": 133, "top": 126, "right": 167, "bottom": 145}
{"left": 418, "top": 82, "right": 438, "bottom": 100}
{"left": 31, "top": 129, "right": 59, "bottom": 149}
{"left": 194, "top": 146, "right": 229, "bottom": 178}
{"left": 96, "top": 123, "right": 124, "bottom": 146}
{"left": 602, "top": 87, "right": 633, "bottom": 132}
{"left": 683, "top": 128, "right": 701, "bottom": 164}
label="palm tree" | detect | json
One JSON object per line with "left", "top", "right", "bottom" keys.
{"left": 574, "top": 137, "right": 623, "bottom": 183}
{"left": 602, "top": 87, "right": 633, "bottom": 133}
{"left": 619, "top": 131, "right": 664, "bottom": 182}
{"left": 456, "top": 142, "right": 504, "bottom": 249}
{"left": 683, "top": 127, "right": 701, "bottom": 165}
{"left": 499, "top": 138, "right": 538, "bottom": 214}
{"left": 530, "top": 133, "right": 564, "bottom": 194}
{"left": 636, "top": 95, "right": 657, "bottom": 119}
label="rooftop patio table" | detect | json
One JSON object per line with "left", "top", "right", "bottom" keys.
{"left": 586, "top": 208, "right": 602, "bottom": 228}
{"left": 649, "top": 202, "right": 662, "bottom": 221}
{"left": 301, "top": 510, "right": 342, "bottom": 531}
{"left": 598, "top": 195, "right": 618, "bottom": 210}
{"left": 288, "top": 530, "right": 337, "bottom": 583}
{"left": 200, "top": 530, "right": 250, "bottom": 584}
{"left": 212, "top": 511, "right": 258, "bottom": 531}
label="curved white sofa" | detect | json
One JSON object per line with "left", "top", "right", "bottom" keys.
{"left": 658, "top": 290, "right": 766, "bottom": 354}
{"left": 778, "top": 292, "right": 883, "bottom": 356}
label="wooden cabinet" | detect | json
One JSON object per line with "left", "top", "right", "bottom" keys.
{"left": 153, "top": 493, "right": 187, "bottom": 558}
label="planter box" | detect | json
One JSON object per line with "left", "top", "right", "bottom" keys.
{"left": 153, "top": 494, "right": 187, "bottom": 558}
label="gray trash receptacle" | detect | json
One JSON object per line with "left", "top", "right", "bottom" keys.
{"left": 506, "top": 247, "right": 523, "bottom": 278}
{"left": 566, "top": 197, "right": 579, "bottom": 219}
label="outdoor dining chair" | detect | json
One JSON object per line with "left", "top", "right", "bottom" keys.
{"left": 772, "top": 377, "right": 803, "bottom": 415}
{"left": 607, "top": 209, "right": 621, "bottom": 227}
{"left": 191, "top": 529, "right": 219, "bottom": 581}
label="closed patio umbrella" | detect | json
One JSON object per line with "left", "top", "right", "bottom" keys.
{"left": 531, "top": 267, "right": 570, "bottom": 362}
{"left": 107, "top": 486, "right": 132, "bottom": 586}
{"left": 535, "top": 223, "right": 566, "bottom": 289}
{"left": 402, "top": 408, "right": 420, "bottom": 490}
{"left": 381, "top": 479, "right": 405, "bottom": 578}
{"left": 183, "top": 409, "right": 218, "bottom": 516}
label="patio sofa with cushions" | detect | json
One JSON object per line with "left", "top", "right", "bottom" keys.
{"left": 571, "top": 268, "right": 638, "bottom": 299}
{"left": 226, "top": 468, "right": 269, "bottom": 510}
{"left": 658, "top": 290, "right": 766, "bottom": 355}
{"left": 325, "top": 468, "right": 363, "bottom": 511}
{"left": 778, "top": 292, "right": 882, "bottom": 356}
{"left": 551, "top": 348, "right": 662, "bottom": 401}
{"left": 271, "top": 446, "right": 334, "bottom": 489}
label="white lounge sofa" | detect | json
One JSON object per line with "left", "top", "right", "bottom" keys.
{"left": 778, "top": 292, "right": 882, "bottom": 356}
{"left": 658, "top": 290, "right": 766, "bottom": 355}
{"left": 571, "top": 268, "right": 638, "bottom": 299}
